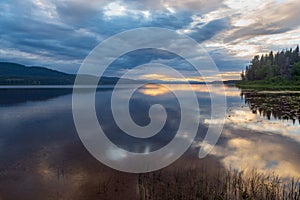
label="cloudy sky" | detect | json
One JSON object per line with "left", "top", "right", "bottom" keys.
{"left": 0, "top": 0, "right": 300, "bottom": 80}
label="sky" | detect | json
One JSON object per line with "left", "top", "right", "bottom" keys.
{"left": 0, "top": 0, "right": 300, "bottom": 80}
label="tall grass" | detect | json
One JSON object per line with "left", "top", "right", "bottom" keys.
{"left": 138, "top": 167, "right": 300, "bottom": 200}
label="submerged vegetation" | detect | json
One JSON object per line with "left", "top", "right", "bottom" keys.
{"left": 237, "top": 46, "right": 300, "bottom": 90}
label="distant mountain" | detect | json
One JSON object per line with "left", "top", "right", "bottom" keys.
{"left": 0, "top": 62, "right": 238, "bottom": 85}
{"left": 210, "top": 80, "right": 239, "bottom": 85}
{"left": 0, "top": 62, "right": 75, "bottom": 85}
{"left": 0, "top": 62, "right": 135, "bottom": 85}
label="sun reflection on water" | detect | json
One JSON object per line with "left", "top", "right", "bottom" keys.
{"left": 138, "top": 84, "right": 240, "bottom": 97}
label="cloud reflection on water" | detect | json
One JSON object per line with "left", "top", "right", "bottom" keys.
{"left": 226, "top": 106, "right": 300, "bottom": 141}
{"left": 204, "top": 129, "right": 300, "bottom": 178}
{"left": 138, "top": 83, "right": 300, "bottom": 178}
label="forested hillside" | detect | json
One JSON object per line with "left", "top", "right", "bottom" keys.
{"left": 0, "top": 62, "right": 131, "bottom": 85}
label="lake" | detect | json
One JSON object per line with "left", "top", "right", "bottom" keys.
{"left": 0, "top": 85, "right": 300, "bottom": 199}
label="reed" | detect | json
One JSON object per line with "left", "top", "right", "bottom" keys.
{"left": 138, "top": 167, "right": 300, "bottom": 200}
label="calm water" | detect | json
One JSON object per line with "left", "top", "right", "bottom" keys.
{"left": 0, "top": 85, "right": 300, "bottom": 199}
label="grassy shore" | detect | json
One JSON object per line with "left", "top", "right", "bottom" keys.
{"left": 236, "top": 80, "right": 300, "bottom": 90}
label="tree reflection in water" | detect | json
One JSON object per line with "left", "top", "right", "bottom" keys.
{"left": 241, "top": 91, "right": 300, "bottom": 124}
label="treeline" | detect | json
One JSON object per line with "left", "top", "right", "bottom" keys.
{"left": 241, "top": 45, "right": 300, "bottom": 82}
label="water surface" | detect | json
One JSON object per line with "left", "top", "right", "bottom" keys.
{"left": 0, "top": 85, "right": 300, "bottom": 199}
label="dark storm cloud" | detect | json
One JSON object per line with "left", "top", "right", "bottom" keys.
{"left": 122, "top": 0, "right": 226, "bottom": 12}
{"left": 0, "top": 0, "right": 197, "bottom": 73}
{"left": 55, "top": 1, "right": 105, "bottom": 24}
{"left": 2, "top": 0, "right": 299, "bottom": 76}
{"left": 0, "top": 0, "right": 242, "bottom": 75}
{"left": 0, "top": 16, "right": 98, "bottom": 60}
{"left": 189, "top": 17, "right": 231, "bottom": 43}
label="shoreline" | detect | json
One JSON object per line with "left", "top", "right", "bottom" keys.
{"left": 236, "top": 83, "right": 300, "bottom": 91}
